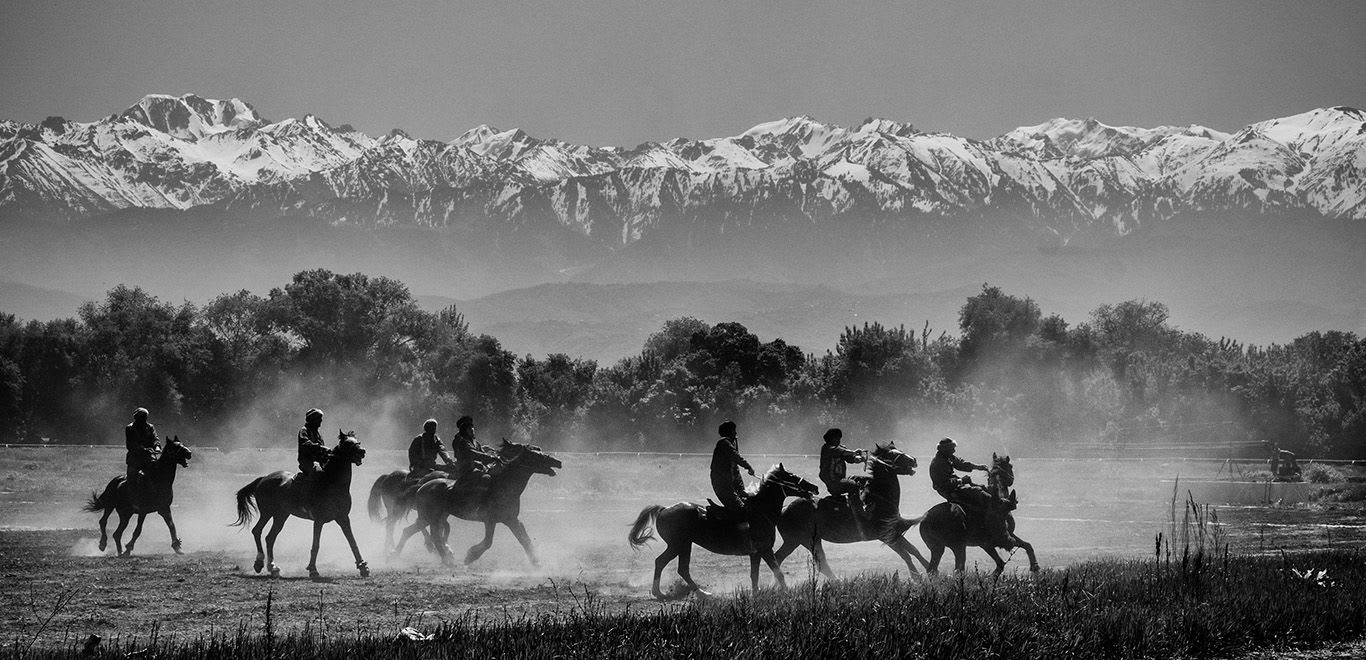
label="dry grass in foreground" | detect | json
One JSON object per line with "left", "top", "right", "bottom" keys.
{"left": 10, "top": 548, "right": 1364, "bottom": 660}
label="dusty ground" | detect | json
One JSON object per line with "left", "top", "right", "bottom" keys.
{"left": 2, "top": 446, "right": 1363, "bottom": 652}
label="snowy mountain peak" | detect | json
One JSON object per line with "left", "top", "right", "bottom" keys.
{"left": 118, "top": 93, "right": 262, "bottom": 141}
{"left": 854, "top": 117, "right": 918, "bottom": 137}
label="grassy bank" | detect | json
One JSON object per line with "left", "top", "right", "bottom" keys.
{"left": 14, "top": 549, "right": 1364, "bottom": 660}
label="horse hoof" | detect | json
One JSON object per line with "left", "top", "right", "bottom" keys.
{"left": 1030, "top": 564, "right": 1041, "bottom": 573}
{"left": 309, "top": 569, "right": 321, "bottom": 580}
{"left": 268, "top": 564, "right": 281, "bottom": 578}
{"left": 253, "top": 559, "right": 264, "bottom": 573}
{"left": 98, "top": 541, "right": 107, "bottom": 552}
{"left": 172, "top": 543, "right": 183, "bottom": 555}
{"left": 357, "top": 561, "right": 370, "bottom": 578}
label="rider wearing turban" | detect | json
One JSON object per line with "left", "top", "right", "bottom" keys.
{"left": 124, "top": 407, "right": 160, "bottom": 486}
{"left": 297, "top": 408, "right": 328, "bottom": 475}
{"left": 710, "top": 421, "right": 755, "bottom": 513}
{"left": 408, "top": 418, "right": 455, "bottom": 477}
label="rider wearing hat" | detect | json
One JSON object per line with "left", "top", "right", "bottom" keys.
{"left": 710, "top": 420, "right": 756, "bottom": 513}
{"left": 408, "top": 418, "right": 456, "bottom": 478}
{"left": 928, "top": 437, "right": 988, "bottom": 502}
{"left": 297, "top": 408, "right": 328, "bottom": 475}
{"left": 819, "top": 427, "right": 870, "bottom": 533}
{"left": 930, "top": 437, "right": 1011, "bottom": 546}
{"left": 449, "top": 415, "right": 501, "bottom": 480}
{"left": 124, "top": 407, "right": 160, "bottom": 486}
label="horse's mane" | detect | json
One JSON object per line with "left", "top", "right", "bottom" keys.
{"left": 745, "top": 464, "right": 787, "bottom": 496}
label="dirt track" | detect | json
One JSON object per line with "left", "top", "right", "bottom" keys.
{"left": 3, "top": 447, "right": 1364, "bottom": 651}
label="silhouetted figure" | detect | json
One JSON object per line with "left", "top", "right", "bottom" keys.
{"left": 818, "top": 428, "right": 869, "bottom": 532}
{"left": 124, "top": 407, "right": 159, "bottom": 487}
{"left": 450, "top": 415, "right": 501, "bottom": 481}
{"left": 297, "top": 408, "right": 328, "bottom": 476}
{"left": 710, "top": 420, "right": 755, "bottom": 515}
{"left": 929, "top": 437, "right": 1010, "bottom": 546}
{"left": 408, "top": 418, "right": 455, "bottom": 478}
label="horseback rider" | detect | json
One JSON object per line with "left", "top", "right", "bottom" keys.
{"left": 297, "top": 408, "right": 329, "bottom": 477}
{"left": 449, "top": 415, "right": 501, "bottom": 481}
{"left": 710, "top": 420, "right": 756, "bottom": 516}
{"left": 124, "top": 407, "right": 160, "bottom": 487}
{"left": 930, "top": 437, "right": 1011, "bottom": 546}
{"left": 408, "top": 418, "right": 456, "bottom": 478}
{"left": 929, "top": 437, "right": 994, "bottom": 505}
{"left": 818, "top": 428, "right": 870, "bottom": 526}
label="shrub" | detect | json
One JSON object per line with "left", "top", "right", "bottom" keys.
{"left": 1303, "top": 463, "right": 1346, "bottom": 484}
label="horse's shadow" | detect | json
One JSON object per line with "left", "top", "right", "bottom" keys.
{"left": 231, "top": 573, "right": 339, "bottom": 584}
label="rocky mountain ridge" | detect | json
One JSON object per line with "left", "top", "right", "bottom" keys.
{"left": 2, "top": 94, "right": 1363, "bottom": 244}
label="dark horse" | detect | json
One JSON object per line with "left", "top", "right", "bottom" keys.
{"left": 628, "top": 464, "right": 820, "bottom": 600}
{"left": 232, "top": 430, "right": 371, "bottom": 579}
{"left": 919, "top": 453, "right": 1040, "bottom": 575}
{"left": 393, "top": 440, "right": 562, "bottom": 566}
{"left": 83, "top": 435, "right": 192, "bottom": 556}
{"left": 775, "top": 442, "right": 929, "bottom": 578}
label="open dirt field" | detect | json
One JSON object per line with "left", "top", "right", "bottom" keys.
{"left": 3, "top": 443, "right": 1364, "bottom": 651}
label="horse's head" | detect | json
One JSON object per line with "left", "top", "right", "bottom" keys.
{"left": 870, "top": 441, "right": 916, "bottom": 476}
{"left": 990, "top": 453, "right": 1014, "bottom": 489}
{"left": 163, "top": 435, "right": 192, "bottom": 467}
{"left": 333, "top": 430, "right": 365, "bottom": 466}
{"left": 763, "top": 463, "right": 819, "bottom": 500}
{"left": 499, "top": 440, "right": 561, "bottom": 477}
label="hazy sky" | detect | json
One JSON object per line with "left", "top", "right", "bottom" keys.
{"left": 2, "top": 1, "right": 1363, "bottom": 146}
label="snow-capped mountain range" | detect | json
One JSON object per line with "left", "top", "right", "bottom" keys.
{"left": 2, "top": 94, "right": 1363, "bottom": 244}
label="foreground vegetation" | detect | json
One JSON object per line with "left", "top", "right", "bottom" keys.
{"left": 11, "top": 549, "right": 1363, "bottom": 659}
{"left": 2, "top": 269, "right": 1363, "bottom": 457}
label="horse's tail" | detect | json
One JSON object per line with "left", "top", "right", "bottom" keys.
{"left": 892, "top": 514, "right": 925, "bottom": 538}
{"left": 231, "top": 477, "right": 264, "bottom": 527}
{"left": 628, "top": 504, "right": 665, "bottom": 549}
{"left": 367, "top": 475, "right": 389, "bottom": 522}
{"left": 81, "top": 476, "right": 121, "bottom": 513}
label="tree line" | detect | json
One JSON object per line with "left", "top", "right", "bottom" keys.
{"left": 1, "top": 269, "right": 1362, "bottom": 458}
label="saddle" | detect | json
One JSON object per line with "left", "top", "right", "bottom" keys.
{"left": 703, "top": 499, "right": 751, "bottom": 529}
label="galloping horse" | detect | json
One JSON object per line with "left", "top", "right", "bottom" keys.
{"left": 367, "top": 468, "right": 421, "bottom": 551}
{"left": 83, "top": 435, "right": 192, "bottom": 556}
{"left": 393, "top": 440, "right": 561, "bottom": 566}
{"left": 919, "top": 453, "right": 1040, "bottom": 575}
{"left": 628, "top": 464, "right": 819, "bottom": 600}
{"left": 775, "top": 442, "right": 929, "bottom": 578}
{"left": 232, "top": 431, "right": 371, "bottom": 579}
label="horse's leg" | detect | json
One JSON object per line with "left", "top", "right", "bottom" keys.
{"left": 759, "top": 549, "right": 786, "bottom": 591}
{"left": 123, "top": 513, "right": 148, "bottom": 556}
{"left": 983, "top": 546, "right": 1007, "bottom": 576}
{"left": 159, "top": 509, "right": 183, "bottom": 554}
{"left": 97, "top": 506, "right": 113, "bottom": 552}
{"left": 924, "top": 539, "right": 945, "bottom": 575}
{"left": 306, "top": 519, "right": 325, "bottom": 578}
{"left": 887, "top": 536, "right": 929, "bottom": 577}
{"left": 464, "top": 520, "right": 497, "bottom": 565}
{"left": 394, "top": 517, "right": 424, "bottom": 557}
{"left": 504, "top": 519, "right": 540, "bottom": 568}
{"left": 1012, "top": 533, "right": 1040, "bottom": 573}
{"left": 250, "top": 514, "right": 270, "bottom": 573}
{"left": 676, "top": 543, "right": 710, "bottom": 597}
{"left": 111, "top": 510, "right": 131, "bottom": 556}
{"left": 651, "top": 545, "right": 680, "bottom": 600}
{"left": 749, "top": 553, "right": 761, "bottom": 592}
{"left": 263, "top": 515, "right": 288, "bottom": 577}
{"left": 951, "top": 544, "right": 968, "bottom": 573}
{"left": 335, "top": 516, "right": 370, "bottom": 577}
